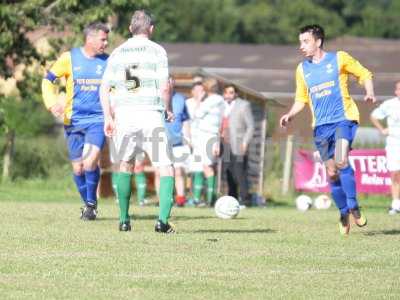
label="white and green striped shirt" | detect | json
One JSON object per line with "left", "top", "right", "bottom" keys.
{"left": 194, "top": 94, "right": 224, "bottom": 135}
{"left": 102, "top": 36, "right": 169, "bottom": 112}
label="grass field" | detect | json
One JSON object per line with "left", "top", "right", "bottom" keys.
{"left": 1, "top": 180, "right": 400, "bottom": 299}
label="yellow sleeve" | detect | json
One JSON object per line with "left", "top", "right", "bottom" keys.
{"left": 338, "top": 51, "right": 372, "bottom": 85}
{"left": 41, "top": 51, "right": 71, "bottom": 109}
{"left": 295, "top": 63, "right": 309, "bottom": 104}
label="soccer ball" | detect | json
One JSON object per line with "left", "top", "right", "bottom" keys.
{"left": 313, "top": 194, "right": 332, "bottom": 210}
{"left": 295, "top": 194, "right": 312, "bottom": 212}
{"left": 214, "top": 196, "right": 240, "bottom": 219}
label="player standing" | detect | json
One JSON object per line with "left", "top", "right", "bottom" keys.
{"left": 100, "top": 10, "right": 175, "bottom": 233}
{"left": 370, "top": 81, "right": 400, "bottom": 215}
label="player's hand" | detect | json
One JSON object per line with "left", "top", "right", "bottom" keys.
{"left": 165, "top": 110, "right": 174, "bottom": 122}
{"left": 104, "top": 116, "right": 115, "bottom": 137}
{"left": 380, "top": 128, "right": 389, "bottom": 136}
{"left": 364, "top": 94, "right": 376, "bottom": 103}
{"left": 279, "top": 113, "right": 292, "bottom": 128}
{"left": 240, "top": 143, "right": 248, "bottom": 155}
{"left": 212, "top": 142, "right": 220, "bottom": 157}
{"left": 313, "top": 151, "right": 322, "bottom": 162}
{"left": 49, "top": 103, "right": 64, "bottom": 118}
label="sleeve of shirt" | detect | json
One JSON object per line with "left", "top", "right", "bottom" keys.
{"left": 41, "top": 51, "right": 71, "bottom": 109}
{"left": 294, "top": 63, "right": 310, "bottom": 104}
{"left": 371, "top": 101, "right": 389, "bottom": 120}
{"left": 338, "top": 51, "right": 373, "bottom": 85}
{"left": 101, "top": 51, "right": 116, "bottom": 87}
{"left": 157, "top": 47, "right": 169, "bottom": 88}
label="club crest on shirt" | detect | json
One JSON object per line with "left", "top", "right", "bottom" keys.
{"left": 326, "top": 63, "right": 333, "bottom": 74}
{"left": 96, "top": 65, "right": 103, "bottom": 75}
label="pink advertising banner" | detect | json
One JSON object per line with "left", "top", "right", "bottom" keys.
{"left": 294, "top": 149, "right": 391, "bottom": 194}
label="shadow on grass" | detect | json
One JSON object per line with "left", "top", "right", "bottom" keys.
{"left": 97, "top": 214, "right": 159, "bottom": 221}
{"left": 173, "top": 215, "right": 216, "bottom": 221}
{"left": 364, "top": 229, "right": 400, "bottom": 236}
{"left": 192, "top": 229, "right": 276, "bottom": 234}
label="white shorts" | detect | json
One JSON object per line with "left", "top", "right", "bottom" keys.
{"left": 192, "top": 133, "right": 219, "bottom": 167}
{"left": 386, "top": 146, "right": 400, "bottom": 171}
{"left": 110, "top": 111, "right": 172, "bottom": 167}
{"left": 171, "top": 144, "right": 191, "bottom": 169}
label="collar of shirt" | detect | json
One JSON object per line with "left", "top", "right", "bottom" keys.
{"left": 224, "top": 100, "right": 236, "bottom": 117}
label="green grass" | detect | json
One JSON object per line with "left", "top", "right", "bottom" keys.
{"left": 1, "top": 181, "right": 400, "bottom": 299}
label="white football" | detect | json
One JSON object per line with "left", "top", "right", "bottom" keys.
{"left": 314, "top": 194, "right": 332, "bottom": 210}
{"left": 295, "top": 194, "right": 312, "bottom": 212}
{"left": 214, "top": 196, "right": 240, "bottom": 219}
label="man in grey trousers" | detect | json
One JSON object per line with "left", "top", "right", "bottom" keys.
{"left": 221, "top": 84, "right": 254, "bottom": 207}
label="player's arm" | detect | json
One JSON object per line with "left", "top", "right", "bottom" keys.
{"left": 100, "top": 58, "right": 115, "bottom": 137}
{"left": 370, "top": 103, "right": 389, "bottom": 136}
{"left": 339, "top": 51, "right": 376, "bottom": 103}
{"left": 242, "top": 102, "right": 255, "bottom": 154}
{"left": 157, "top": 49, "right": 173, "bottom": 122}
{"left": 182, "top": 101, "right": 191, "bottom": 146}
{"left": 41, "top": 52, "right": 71, "bottom": 117}
{"left": 280, "top": 64, "right": 308, "bottom": 128}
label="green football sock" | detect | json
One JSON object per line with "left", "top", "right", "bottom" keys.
{"left": 135, "top": 171, "right": 147, "bottom": 204}
{"left": 116, "top": 172, "right": 132, "bottom": 223}
{"left": 159, "top": 176, "right": 174, "bottom": 224}
{"left": 193, "top": 172, "right": 204, "bottom": 202}
{"left": 206, "top": 175, "right": 216, "bottom": 204}
{"left": 111, "top": 172, "right": 118, "bottom": 196}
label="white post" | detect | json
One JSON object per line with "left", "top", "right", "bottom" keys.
{"left": 282, "top": 135, "right": 294, "bottom": 195}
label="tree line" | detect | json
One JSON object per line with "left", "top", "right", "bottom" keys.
{"left": 1, "top": 0, "right": 399, "bottom": 180}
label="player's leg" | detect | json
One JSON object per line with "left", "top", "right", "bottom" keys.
{"left": 82, "top": 123, "right": 106, "bottom": 213}
{"left": 65, "top": 126, "right": 89, "bottom": 215}
{"left": 233, "top": 154, "right": 251, "bottom": 206}
{"left": 134, "top": 160, "right": 148, "bottom": 206}
{"left": 116, "top": 160, "right": 134, "bottom": 231}
{"left": 172, "top": 145, "right": 190, "bottom": 206}
{"left": 203, "top": 135, "right": 218, "bottom": 206}
{"left": 189, "top": 148, "right": 204, "bottom": 205}
{"left": 314, "top": 124, "right": 349, "bottom": 234}
{"left": 145, "top": 116, "right": 175, "bottom": 232}
{"left": 335, "top": 122, "right": 366, "bottom": 227}
{"left": 386, "top": 146, "right": 400, "bottom": 214}
{"left": 112, "top": 126, "right": 138, "bottom": 231}
{"left": 389, "top": 171, "right": 400, "bottom": 214}
{"left": 174, "top": 166, "right": 186, "bottom": 206}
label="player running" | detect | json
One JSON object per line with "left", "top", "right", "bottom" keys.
{"left": 42, "top": 23, "right": 109, "bottom": 221}
{"left": 280, "top": 24, "right": 376, "bottom": 235}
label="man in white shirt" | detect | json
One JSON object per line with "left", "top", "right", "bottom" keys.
{"left": 370, "top": 81, "right": 400, "bottom": 214}
{"left": 100, "top": 10, "right": 175, "bottom": 233}
{"left": 192, "top": 78, "right": 224, "bottom": 206}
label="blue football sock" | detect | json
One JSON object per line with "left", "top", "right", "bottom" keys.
{"left": 85, "top": 167, "right": 100, "bottom": 207}
{"left": 73, "top": 173, "right": 87, "bottom": 203}
{"left": 330, "top": 179, "right": 349, "bottom": 215}
{"left": 339, "top": 165, "right": 358, "bottom": 210}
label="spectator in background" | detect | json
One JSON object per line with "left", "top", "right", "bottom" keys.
{"left": 370, "top": 81, "right": 400, "bottom": 215}
{"left": 192, "top": 78, "right": 225, "bottom": 206}
{"left": 160, "top": 76, "right": 191, "bottom": 206}
{"left": 186, "top": 81, "right": 206, "bottom": 205}
{"left": 221, "top": 84, "right": 254, "bottom": 207}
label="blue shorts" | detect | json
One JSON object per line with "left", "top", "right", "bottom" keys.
{"left": 313, "top": 120, "right": 358, "bottom": 162}
{"left": 64, "top": 122, "right": 105, "bottom": 160}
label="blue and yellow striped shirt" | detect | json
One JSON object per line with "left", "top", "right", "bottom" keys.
{"left": 295, "top": 51, "right": 372, "bottom": 127}
{"left": 42, "top": 48, "right": 108, "bottom": 126}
